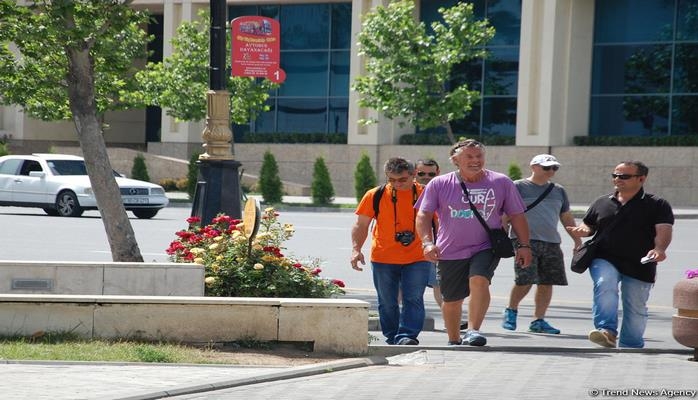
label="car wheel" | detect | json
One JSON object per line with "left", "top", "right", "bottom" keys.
{"left": 132, "top": 209, "right": 158, "bottom": 219}
{"left": 55, "top": 191, "right": 84, "bottom": 217}
{"left": 43, "top": 208, "right": 59, "bottom": 216}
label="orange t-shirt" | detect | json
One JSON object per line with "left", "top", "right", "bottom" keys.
{"left": 355, "top": 184, "right": 426, "bottom": 264}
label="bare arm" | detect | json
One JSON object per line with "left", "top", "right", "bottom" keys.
{"left": 350, "top": 214, "right": 372, "bottom": 271}
{"left": 560, "top": 211, "right": 583, "bottom": 250}
{"left": 647, "top": 224, "right": 672, "bottom": 262}
{"left": 416, "top": 209, "right": 439, "bottom": 262}
{"left": 509, "top": 213, "right": 532, "bottom": 267}
{"left": 566, "top": 222, "right": 594, "bottom": 239}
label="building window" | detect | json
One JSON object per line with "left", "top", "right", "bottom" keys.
{"left": 590, "top": 0, "right": 698, "bottom": 136}
{"left": 230, "top": 3, "right": 351, "bottom": 136}
{"left": 419, "top": 0, "right": 521, "bottom": 137}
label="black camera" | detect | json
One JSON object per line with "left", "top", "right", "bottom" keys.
{"left": 395, "top": 231, "right": 415, "bottom": 246}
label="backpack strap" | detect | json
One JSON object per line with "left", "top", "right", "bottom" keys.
{"left": 372, "top": 184, "right": 386, "bottom": 218}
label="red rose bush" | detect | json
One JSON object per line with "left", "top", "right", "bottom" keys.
{"left": 167, "top": 207, "right": 345, "bottom": 298}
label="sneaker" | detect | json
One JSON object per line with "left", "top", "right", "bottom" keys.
{"left": 447, "top": 339, "right": 463, "bottom": 346}
{"left": 529, "top": 319, "right": 561, "bottom": 334}
{"left": 396, "top": 337, "right": 419, "bottom": 345}
{"left": 588, "top": 329, "right": 617, "bottom": 348}
{"left": 459, "top": 322, "right": 468, "bottom": 331}
{"left": 502, "top": 308, "right": 517, "bottom": 330}
{"left": 463, "top": 330, "right": 487, "bottom": 346}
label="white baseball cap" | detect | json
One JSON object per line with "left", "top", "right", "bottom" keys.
{"left": 530, "top": 154, "right": 561, "bottom": 167}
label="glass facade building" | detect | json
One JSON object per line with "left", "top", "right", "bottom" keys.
{"left": 590, "top": 0, "right": 698, "bottom": 136}
{"left": 229, "top": 3, "right": 351, "bottom": 136}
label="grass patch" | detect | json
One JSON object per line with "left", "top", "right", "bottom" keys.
{"left": 0, "top": 333, "right": 296, "bottom": 365}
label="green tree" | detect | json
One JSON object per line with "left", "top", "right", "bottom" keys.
{"left": 122, "top": 9, "right": 276, "bottom": 124}
{"left": 187, "top": 152, "right": 201, "bottom": 201}
{"left": 131, "top": 154, "right": 150, "bottom": 182}
{"left": 353, "top": 1, "right": 495, "bottom": 144}
{"left": 507, "top": 162, "right": 522, "bottom": 181}
{"left": 354, "top": 153, "right": 376, "bottom": 203}
{"left": 311, "top": 157, "right": 334, "bottom": 205}
{"left": 0, "top": 0, "right": 148, "bottom": 261}
{"left": 259, "top": 151, "right": 283, "bottom": 204}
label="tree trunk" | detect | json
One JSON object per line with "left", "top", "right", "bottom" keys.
{"left": 445, "top": 122, "right": 457, "bottom": 144}
{"left": 64, "top": 46, "right": 144, "bottom": 262}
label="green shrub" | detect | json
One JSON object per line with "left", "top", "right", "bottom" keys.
{"left": 259, "top": 150, "right": 283, "bottom": 204}
{"left": 158, "top": 178, "right": 178, "bottom": 191}
{"left": 241, "top": 132, "right": 347, "bottom": 144}
{"left": 399, "top": 134, "right": 515, "bottom": 145}
{"left": 311, "top": 157, "right": 334, "bottom": 205}
{"left": 0, "top": 141, "right": 9, "bottom": 157}
{"left": 508, "top": 162, "right": 523, "bottom": 181}
{"left": 573, "top": 135, "right": 698, "bottom": 146}
{"left": 354, "top": 152, "right": 377, "bottom": 203}
{"left": 187, "top": 152, "right": 201, "bottom": 200}
{"left": 131, "top": 154, "right": 150, "bottom": 182}
{"left": 175, "top": 178, "right": 188, "bottom": 191}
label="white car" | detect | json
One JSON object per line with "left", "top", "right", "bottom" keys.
{"left": 0, "top": 153, "right": 169, "bottom": 218}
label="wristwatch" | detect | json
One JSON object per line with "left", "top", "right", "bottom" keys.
{"left": 516, "top": 242, "right": 531, "bottom": 249}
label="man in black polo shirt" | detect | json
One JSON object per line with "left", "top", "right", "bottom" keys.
{"left": 567, "top": 161, "right": 673, "bottom": 349}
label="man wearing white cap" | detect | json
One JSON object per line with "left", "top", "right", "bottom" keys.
{"left": 502, "top": 154, "right": 581, "bottom": 334}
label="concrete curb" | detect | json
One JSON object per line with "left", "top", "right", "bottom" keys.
{"left": 367, "top": 345, "right": 695, "bottom": 358}
{"left": 116, "top": 356, "right": 388, "bottom": 400}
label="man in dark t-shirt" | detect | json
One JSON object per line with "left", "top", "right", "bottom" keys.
{"left": 567, "top": 161, "right": 673, "bottom": 349}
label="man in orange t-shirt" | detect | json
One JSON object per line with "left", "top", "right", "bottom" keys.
{"left": 351, "top": 157, "right": 431, "bottom": 345}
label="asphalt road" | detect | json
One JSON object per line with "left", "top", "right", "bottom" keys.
{"left": 1, "top": 204, "right": 696, "bottom": 311}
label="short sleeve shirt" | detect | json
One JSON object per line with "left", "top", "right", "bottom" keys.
{"left": 512, "top": 180, "right": 571, "bottom": 243}
{"left": 415, "top": 170, "right": 526, "bottom": 260}
{"left": 355, "top": 184, "right": 426, "bottom": 264}
{"left": 582, "top": 188, "right": 674, "bottom": 283}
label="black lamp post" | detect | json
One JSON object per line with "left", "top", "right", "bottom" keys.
{"left": 191, "top": 0, "right": 243, "bottom": 222}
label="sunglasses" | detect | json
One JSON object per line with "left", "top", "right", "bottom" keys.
{"left": 541, "top": 165, "right": 559, "bottom": 171}
{"left": 417, "top": 172, "right": 437, "bottom": 177}
{"left": 611, "top": 173, "right": 641, "bottom": 180}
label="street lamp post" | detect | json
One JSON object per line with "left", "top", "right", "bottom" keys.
{"left": 191, "top": 0, "right": 242, "bottom": 222}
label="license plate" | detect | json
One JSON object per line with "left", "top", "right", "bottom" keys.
{"left": 123, "top": 197, "right": 149, "bottom": 204}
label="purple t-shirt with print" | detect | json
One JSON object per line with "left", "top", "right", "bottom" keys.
{"left": 415, "top": 170, "right": 525, "bottom": 260}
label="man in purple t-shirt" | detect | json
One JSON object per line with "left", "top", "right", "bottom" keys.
{"left": 415, "top": 139, "right": 532, "bottom": 346}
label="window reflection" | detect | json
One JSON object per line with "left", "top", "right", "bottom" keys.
{"left": 277, "top": 99, "right": 327, "bottom": 133}
{"left": 590, "top": 0, "right": 698, "bottom": 136}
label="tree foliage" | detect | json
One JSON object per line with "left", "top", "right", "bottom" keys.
{"left": 311, "top": 157, "right": 334, "bottom": 205}
{"left": 259, "top": 150, "right": 283, "bottom": 204}
{"left": 354, "top": 152, "right": 376, "bottom": 203}
{"left": 0, "top": 0, "right": 149, "bottom": 121}
{"left": 353, "top": 1, "right": 495, "bottom": 143}
{"left": 507, "top": 162, "right": 522, "bottom": 181}
{"left": 122, "top": 9, "right": 277, "bottom": 124}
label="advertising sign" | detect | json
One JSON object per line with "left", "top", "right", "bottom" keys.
{"left": 231, "top": 16, "right": 286, "bottom": 83}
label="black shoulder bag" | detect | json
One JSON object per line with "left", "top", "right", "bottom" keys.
{"left": 460, "top": 181, "right": 515, "bottom": 258}
{"left": 525, "top": 183, "right": 555, "bottom": 212}
{"left": 570, "top": 211, "right": 625, "bottom": 273}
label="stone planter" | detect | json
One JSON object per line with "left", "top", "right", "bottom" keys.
{"left": 672, "top": 278, "right": 698, "bottom": 361}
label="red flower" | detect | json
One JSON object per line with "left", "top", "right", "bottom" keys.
{"left": 311, "top": 268, "right": 322, "bottom": 276}
{"left": 331, "top": 279, "right": 345, "bottom": 288}
{"left": 292, "top": 263, "right": 304, "bottom": 269}
{"left": 186, "top": 216, "right": 201, "bottom": 225}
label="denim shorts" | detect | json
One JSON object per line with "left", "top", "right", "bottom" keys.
{"left": 427, "top": 263, "right": 438, "bottom": 288}
{"left": 437, "top": 250, "right": 499, "bottom": 302}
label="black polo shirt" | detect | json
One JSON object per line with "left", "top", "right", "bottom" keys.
{"left": 582, "top": 188, "right": 674, "bottom": 283}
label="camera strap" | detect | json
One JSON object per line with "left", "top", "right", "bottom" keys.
{"left": 391, "top": 184, "right": 418, "bottom": 237}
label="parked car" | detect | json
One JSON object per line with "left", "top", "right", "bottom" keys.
{"left": 0, "top": 154, "right": 169, "bottom": 218}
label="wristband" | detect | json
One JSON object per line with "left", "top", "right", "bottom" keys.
{"left": 422, "top": 241, "right": 434, "bottom": 249}
{"left": 516, "top": 243, "right": 531, "bottom": 249}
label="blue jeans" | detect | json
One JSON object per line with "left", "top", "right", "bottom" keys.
{"left": 372, "top": 261, "right": 431, "bottom": 344}
{"left": 589, "top": 258, "right": 653, "bottom": 348}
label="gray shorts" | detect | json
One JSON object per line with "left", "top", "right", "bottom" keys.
{"left": 437, "top": 250, "right": 499, "bottom": 302}
{"left": 514, "top": 240, "right": 568, "bottom": 286}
